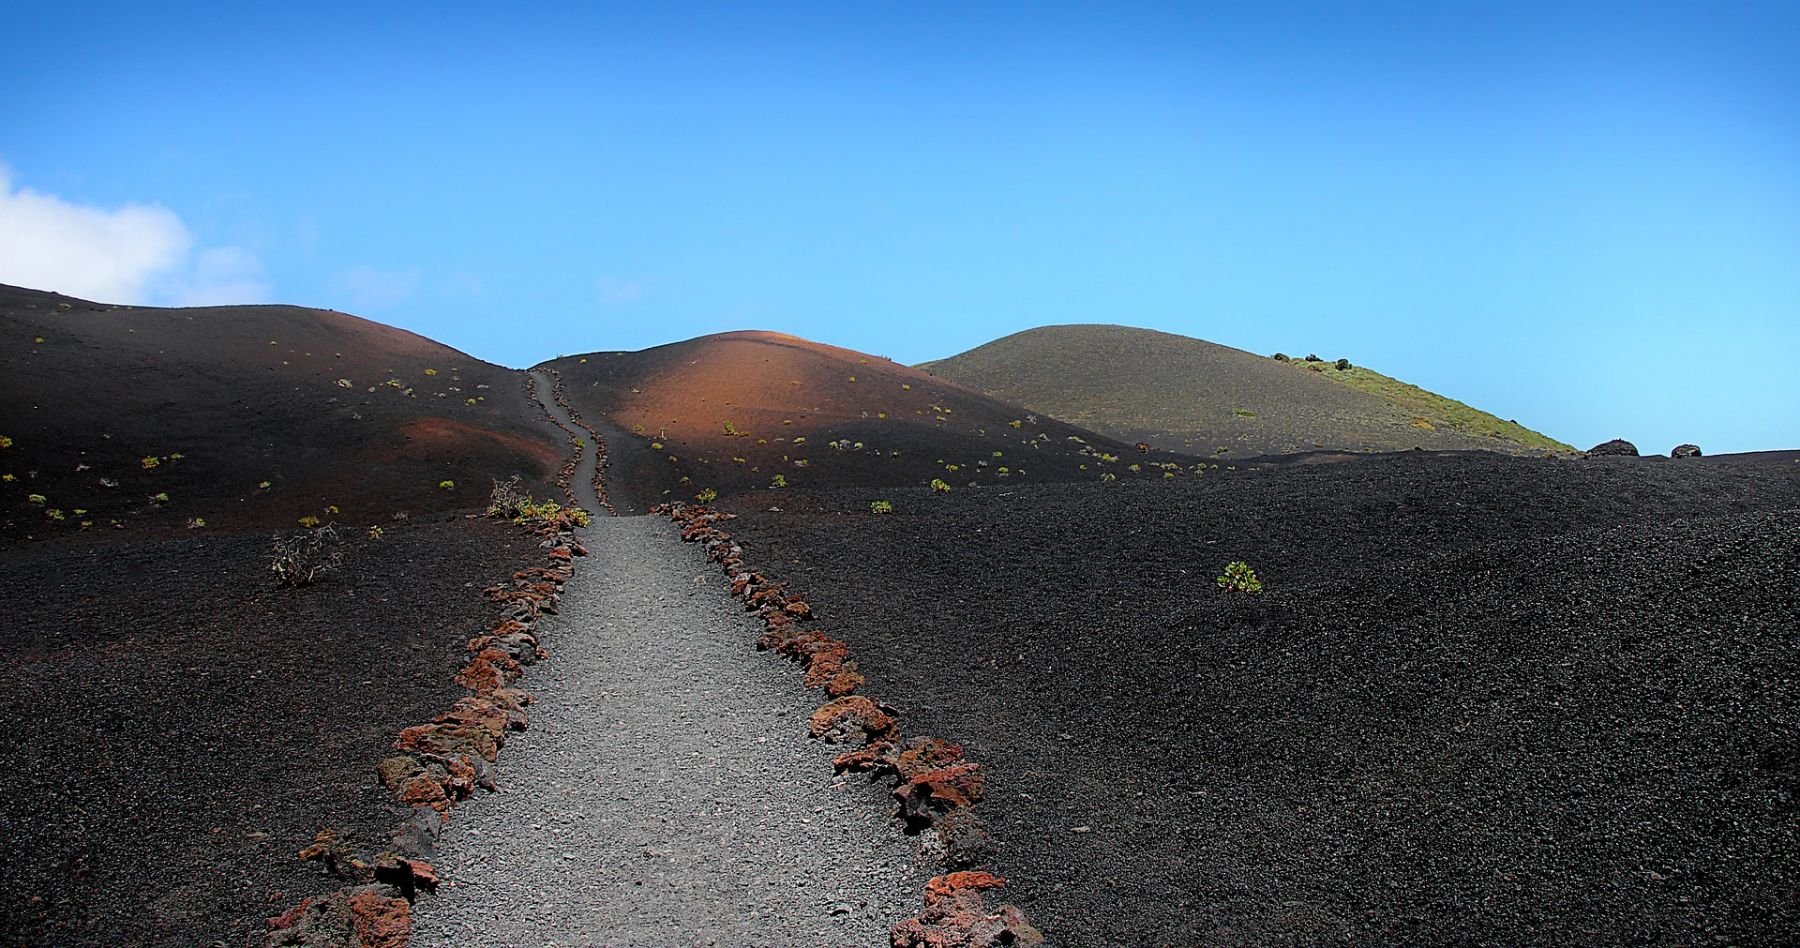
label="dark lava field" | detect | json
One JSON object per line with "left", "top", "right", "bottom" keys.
{"left": 0, "top": 515, "right": 539, "bottom": 947}
{"left": 720, "top": 450, "right": 1800, "bottom": 945}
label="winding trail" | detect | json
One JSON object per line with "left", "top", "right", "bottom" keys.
{"left": 410, "top": 377, "right": 924, "bottom": 946}
{"left": 530, "top": 367, "right": 605, "bottom": 514}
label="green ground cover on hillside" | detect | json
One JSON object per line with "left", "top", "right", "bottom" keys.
{"left": 1283, "top": 358, "right": 1574, "bottom": 453}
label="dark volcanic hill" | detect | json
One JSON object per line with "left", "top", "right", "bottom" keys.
{"left": 541, "top": 331, "right": 1147, "bottom": 511}
{"left": 918, "top": 324, "right": 1572, "bottom": 458}
{"left": 0, "top": 284, "right": 560, "bottom": 544}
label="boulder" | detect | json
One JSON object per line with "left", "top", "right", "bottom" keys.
{"left": 1587, "top": 439, "right": 1639, "bottom": 457}
{"left": 1671, "top": 443, "right": 1702, "bottom": 458}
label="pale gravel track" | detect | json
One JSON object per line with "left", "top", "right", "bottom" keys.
{"left": 409, "top": 514, "right": 927, "bottom": 947}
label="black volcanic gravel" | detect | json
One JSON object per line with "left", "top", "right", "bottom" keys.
{"left": 0, "top": 516, "right": 537, "bottom": 947}
{"left": 721, "top": 451, "right": 1800, "bottom": 945}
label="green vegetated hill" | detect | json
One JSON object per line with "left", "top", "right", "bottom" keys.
{"left": 918, "top": 324, "right": 1573, "bottom": 458}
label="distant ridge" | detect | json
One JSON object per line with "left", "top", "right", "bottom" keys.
{"left": 918, "top": 324, "right": 1571, "bottom": 458}
{"left": 540, "top": 330, "right": 1140, "bottom": 511}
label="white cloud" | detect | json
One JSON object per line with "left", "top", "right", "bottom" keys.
{"left": 333, "top": 265, "right": 422, "bottom": 311}
{"left": 0, "top": 163, "right": 270, "bottom": 306}
{"left": 596, "top": 275, "right": 646, "bottom": 305}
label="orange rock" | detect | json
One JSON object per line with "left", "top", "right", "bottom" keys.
{"left": 346, "top": 887, "right": 410, "bottom": 948}
{"left": 809, "top": 696, "right": 897, "bottom": 743}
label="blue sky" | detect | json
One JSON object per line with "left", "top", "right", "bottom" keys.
{"left": 2, "top": 2, "right": 1797, "bottom": 453}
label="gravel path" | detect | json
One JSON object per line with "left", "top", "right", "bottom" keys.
{"left": 410, "top": 515, "right": 925, "bottom": 947}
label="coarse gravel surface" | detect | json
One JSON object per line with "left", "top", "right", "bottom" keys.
{"left": 722, "top": 450, "right": 1800, "bottom": 945}
{"left": 410, "top": 514, "right": 928, "bottom": 948}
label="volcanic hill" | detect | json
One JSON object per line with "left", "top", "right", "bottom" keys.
{"left": 0, "top": 284, "right": 560, "bottom": 544}
{"left": 540, "top": 331, "right": 1146, "bottom": 511}
{"left": 918, "top": 324, "right": 1572, "bottom": 458}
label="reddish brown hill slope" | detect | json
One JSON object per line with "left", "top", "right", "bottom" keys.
{"left": 542, "top": 331, "right": 1153, "bottom": 510}
{"left": 0, "top": 284, "right": 559, "bottom": 544}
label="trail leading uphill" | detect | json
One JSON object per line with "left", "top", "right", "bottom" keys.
{"left": 408, "top": 512, "right": 925, "bottom": 946}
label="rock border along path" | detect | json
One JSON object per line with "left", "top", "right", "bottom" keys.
{"left": 408, "top": 515, "right": 926, "bottom": 946}
{"left": 409, "top": 374, "right": 926, "bottom": 946}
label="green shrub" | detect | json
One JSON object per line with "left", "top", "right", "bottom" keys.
{"left": 438, "top": 480, "right": 456, "bottom": 490}
{"left": 1335, "top": 358, "right": 1352, "bottom": 371}
{"left": 870, "top": 500, "right": 894, "bottom": 514}
{"left": 929, "top": 478, "right": 950, "bottom": 493}
{"left": 770, "top": 474, "right": 787, "bottom": 488}
{"left": 696, "top": 487, "right": 719, "bottom": 504}
{"left": 1217, "top": 561, "right": 1263, "bottom": 594}
{"left": 1272, "top": 353, "right": 1289, "bottom": 362}
{"left": 1304, "top": 354, "right": 1321, "bottom": 362}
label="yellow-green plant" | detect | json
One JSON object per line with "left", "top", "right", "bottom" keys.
{"left": 695, "top": 487, "right": 718, "bottom": 503}
{"left": 1217, "top": 561, "right": 1263, "bottom": 594}
{"left": 870, "top": 500, "right": 894, "bottom": 514}
{"left": 27, "top": 493, "right": 46, "bottom": 504}
{"left": 368, "top": 525, "right": 384, "bottom": 540}
{"left": 770, "top": 474, "right": 787, "bottom": 488}
{"left": 438, "top": 480, "right": 456, "bottom": 490}
{"left": 141, "top": 456, "right": 160, "bottom": 470}
{"left": 929, "top": 478, "right": 950, "bottom": 493}
{"left": 299, "top": 515, "right": 322, "bottom": 528}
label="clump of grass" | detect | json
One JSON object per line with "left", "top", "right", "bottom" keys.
{"left": 1217, "top": 561, "right": 1263, "bottom": 594}
{"left": 695, "top": 487, "right": 719, "bottom": 503}
{"left": 770, "top": 474, "right": 788, "bottom": 488}
{"left": 929, "top": 478, "right": 951, "bottom": 493}
{"left": 438, "top": 480, "right": 456, "bottom": 490}
{"left": 870, "top": 499, "right": 894, "bottom": 514}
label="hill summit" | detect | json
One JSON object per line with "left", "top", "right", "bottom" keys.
{"left": 917, "top": 324, "right": 1571, "bottom": 458}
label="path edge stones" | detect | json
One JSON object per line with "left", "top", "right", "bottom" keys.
{"left": 654, "top": 502, "right": 1044, "bottom": 948}
{"left": 264, "top": 372, "right": 609, "bottom": 948}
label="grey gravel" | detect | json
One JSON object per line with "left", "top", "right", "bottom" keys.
{"left": 409, "top": 515, "right": 927, "bottom": 948}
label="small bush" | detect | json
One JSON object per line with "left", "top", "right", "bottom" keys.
{"left": 298, "top": 515, "right": 322, "bottom": 528}
{"left": 141, "top": 456, "right": 160, "bottom": 470}
{"left": 367, "top": 525, "right": 384, "bottom": 540}
{"left": 27, "top": 493, "right": 45, "bottom": 505}
{"left": 438, "top": 479, "right": 456, "bottom": 490}
{"left": 695, "top": 487, "right": 719, "bottom": 503}
{"left": 0, "top": 435, "right": 12, "bottom": 448}
{"left": 929, "top": 478, "right": 951, "bottom": 493}
{"left": 770, "top": 474, "right": 788, "bottom": 488}
{"left": 1217, "top": 561, "right": 1263, "bottom": 594}
{"left": 1335, "top": 358, "right": 1351, "bottom": 371}
{"left": 870, "top": 500, "right": 894, "bottom": 514}
{"left": 271, "top": 524, "right": 345, "bottom": 587}
{"left": 487, "top": 476, "right": 530, "bottom": 517}
{"left": 1272, "top": 353, "right": 1289, "bottom": 362}
{"left": 187, "top": 517, "right": 206, "bottom": 529}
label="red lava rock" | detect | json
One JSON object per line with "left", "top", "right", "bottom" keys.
{"left": 454, "top": 652, "right": 523, "bottom": 693}
{"left": 295, "top": 829, "right": 370, "bottom": 882}
{"left": 393, "top": 722, "right": 499, "bottom": 763}
{"left": 892, "top": 875, "right": 1042, "bottom": 948}
{"left": 892, "top": 737, "right": 967, "bottom": 780}
{"left": 823, "top": 668, "right": 866, "bottom": 697}
{"left": 834, "top": 740, "right": 897, "bottom": 773}
{"left": 810, "top": 696, "right": 897, "bottom": 743}
{"left": 897, "top": 762, "right": 985, "bottom": 825}
{"left": 266, "top": 885, "right": 412, "bottom": 948}
{"left": 373, "top": 852, "right": 439, "bottom": 896}
{"left": 546, "top": 547, "right": 573, "bottom": 562}
{"left": 346, "top": 887, "right": 411, "bottom": 948}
